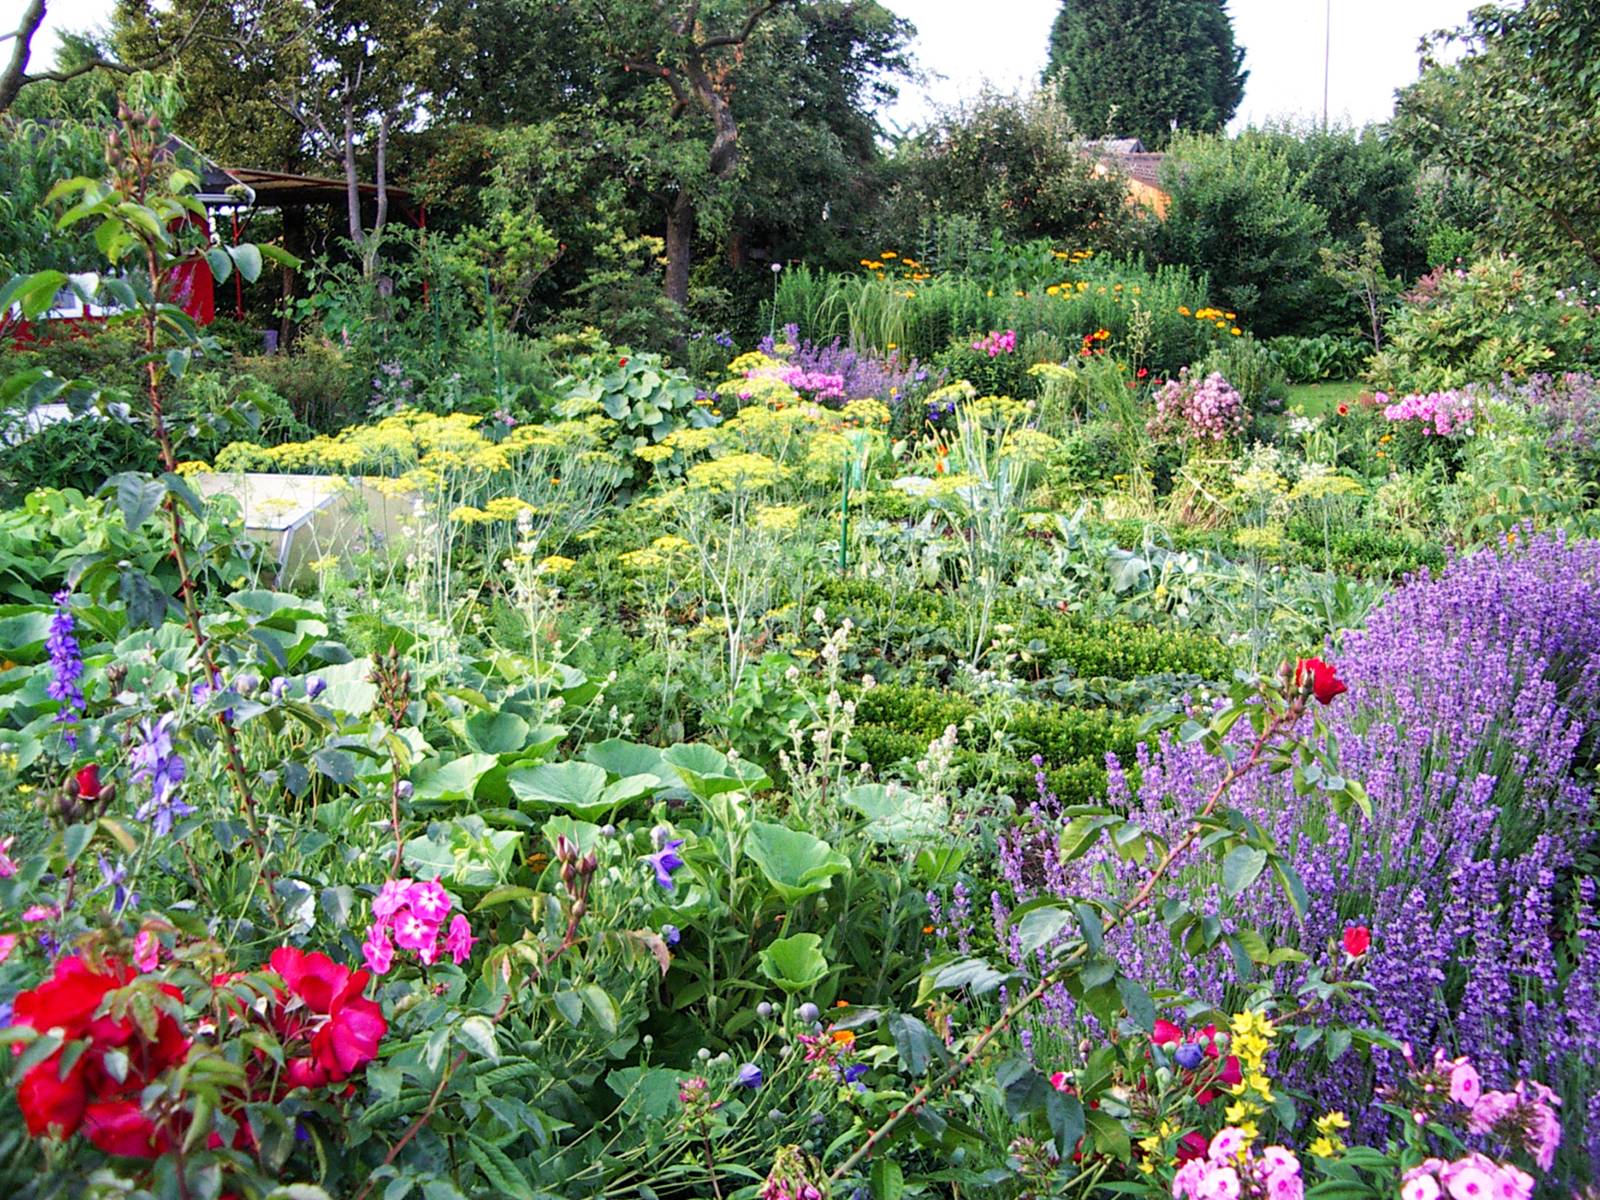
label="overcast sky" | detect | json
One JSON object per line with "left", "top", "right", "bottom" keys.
{"left": 26, "top": 0, "right": 1476, "bottom": 132}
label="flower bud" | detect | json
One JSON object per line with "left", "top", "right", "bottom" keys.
{"left": 571, "top": 898, "right": 587, "bottom": 920}
{"left": 394, "top": 779, "right": 414, "bottom": 801}
{"left": 757, "top": 1001, "right": 773, "bottom": 1019}
{"left": 797, "top": 1002, "right": 819, "bottom": 1024}
{"left": 554, "top": 834, "right": 576, "bottom": 863}
{"left": 580, "top": 851, "right": 598, "bottom": 876}
{"left": 236, "top": 673, "right": 260, "bottom": 696}
{"left": 561, "top": 862, "right": 576, "bottom": 887}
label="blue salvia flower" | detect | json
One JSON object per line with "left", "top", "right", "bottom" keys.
{"left": 130, "top": 713, "right": 193, "bottom": 835}
{"left": 45, "top": 589, "right": 84, "bottom": 747}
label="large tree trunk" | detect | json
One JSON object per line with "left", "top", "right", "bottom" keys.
{"left": 0, "top": 0, "right": 47, "bottom": 114}
{"left": 665, "top": 190, "right": 694, "bottom": 309}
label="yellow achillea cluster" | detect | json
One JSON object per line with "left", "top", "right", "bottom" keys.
{"left": 967, "top": 395, "right": 1032, "bottom": 426}
{"left": 1307, "top": 1111, "right": 1349, "bottom": 1158}
{"left": 618, "top": 534, "right": 692, "bottom": 572}
{"left": 752, "top": 504, "right": 806, "bottom": 532}
{"left": 450, "top": 496, "right": 538, "bottom": 524}
{"left": 1221, "top": 1010, "right": 1278, "bottom": 1143}
{"left": 685, "top": 452, "right": 790, "bottom": 494}
{"left": 1000, "top": 427, "right": 1062, "bottom": 464}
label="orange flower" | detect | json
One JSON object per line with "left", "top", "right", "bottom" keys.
{"left": 831, "top": 1029, "right": 855, "bottom": 1046}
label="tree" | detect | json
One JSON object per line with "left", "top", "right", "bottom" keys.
{"left": 0, "top": 0, "right": 215, "bottom": 114}
{"left": 581, "top": 0, "right": 799, "bottom": 309}
{"left": 1044, "top": 0, "right": 1246, "bottom": 150}
{"left": 1394, "top": 0, "right": 1600, "bottom": 271}
{"left": 1152, "top": 132, "right": 1326, "bottom": 335}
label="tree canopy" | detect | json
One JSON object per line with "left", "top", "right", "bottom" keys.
{"left": 1044, "top": 0, "right": 1246, "bottom": 150}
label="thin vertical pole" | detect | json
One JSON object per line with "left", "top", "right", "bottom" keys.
{"left": 484, "top": 266, "right": 502, "bottom": 405}
{"left": 1323, "top": 0, "right": 1332, "bottom": 129}
{"left": 839, "top": 463, "right": 850, "bottom": 572}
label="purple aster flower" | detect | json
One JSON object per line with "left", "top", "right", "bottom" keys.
{"left": 736, "top": 1062, "right": 763, "bottom": 1088}
{"left": 46, "top": 589, "right": 84, "bottom": 748}
{"left": 644, "top": 838, "right": 686, "bottom": 891}
{"left": 130, "top": 712, "right": 192, "bottom": 836}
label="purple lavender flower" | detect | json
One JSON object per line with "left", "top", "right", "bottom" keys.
{"left": 130, "top": 713, "right": 192, "bottom": 836}
{"left": 645, "top": 838, "right": 686, "bottom": 891}
{"left": 45, "top": 589, "right": 84, "bottom": 748}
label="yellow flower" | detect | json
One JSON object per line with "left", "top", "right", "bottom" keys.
{"left": 1230, "top": 327, "right": 1242, "bottom": 336}
{"left": 536, "top": 555, "right": 577, "bottom": 575}
{"left": 1307, "top": 1136, "right": 1344, "bottom": 1158}
{"left": 1178, "top": 306, "right": 1192, "bottom": 316}
{"left": 1314, "top": 1112, "right": 1350, "bottom": 1134}
{"left": 880, "top": 250, "right": 897, "bottom": 259}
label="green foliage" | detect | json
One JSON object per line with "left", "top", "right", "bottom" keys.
{"left": 1152, "top": 133, "right": 1329, "bottom": 336}
{"left": 1045, "top": 0, "right": 1248, "bottom": 150}
{"left": 1190, "top": 334, "right": 1287, "bottom": 411}
{"left": 1395, "top": 0, "right": 1600, "bottom": 271}
{"left": 1266, "top": 333, "right": 1370, "bottom": 383}
{"left": 877, "top": 90, "right": 1140, "bottom": 252}
{"left": 1367, "top": 255, "right": 1600, "bottom": 394}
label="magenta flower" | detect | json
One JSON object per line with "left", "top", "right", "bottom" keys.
{"left": 363, "top": 922, "right": 394, "bottom": 975}
{"left": 0, "top": 834, "right": 16, "bottom": 879}
{"left": 392, "top": 909, "right": 439, "bottom": 954}
{"left": 132, "top": 931, "right": 159, "bottom": 973}
{"left": 372, "top": 878, "right": 412, "bottom": 923}
{"left": 444, "top": 914, "right": 476, "bottom": 966}
{"left": 407, "top": 880, "right": 452, "bottom": 923}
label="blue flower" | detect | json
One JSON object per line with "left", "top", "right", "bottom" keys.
{"left": 644, "top": 838, "right": 686, "bottom": 891}
{"left": 736, "top": 1062, "right": 763, "bottom": 1089}
{"left": 662, "top": 924, "right": 681, "bottom": 946}
{"left": 841, "top": 1063, "right": 867, "bottom": 1084}
{"left": 46, "top": 590, "right": 84, "bottom": 747}
{"left": 131, "top": 713, "right": 193, "bottom": 836}
{"left": 306, "top": 675, "right": 328, "bottom": 701}
{"left": 1174, "top": 1042, "right": 1205, "bottom": 1071}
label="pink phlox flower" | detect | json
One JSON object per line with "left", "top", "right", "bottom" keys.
{"left": 445, "top": 914, "right": 476, "bottom": 965}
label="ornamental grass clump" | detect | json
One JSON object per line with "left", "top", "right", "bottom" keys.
{"left": 994, "top": 531, "right": 1600, "bottom": 1177}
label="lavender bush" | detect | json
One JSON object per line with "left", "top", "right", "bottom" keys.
{"left": 987, "top": 530, "right": 1600, "bottom": 1177}
{"left": 758, "top": 324, "right": 933, "bottom": 409}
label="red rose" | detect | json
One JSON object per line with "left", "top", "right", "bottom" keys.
{"left": 1342, "top": 924, "right": 1371, "bottom": 958}
{"left": 1176, "top": 1131, "right": 1209, "bottom": 1162}
{"left": 1294, "top": 657, "right": 1348, "bottom": 705}
{"left": 1152, "top": 1018, "right": 1183, "bottom": 1046}
{"left": 17, "top": 1053, "right": 89, "bottom": 1137}
{"left": 75, "top": 763, "right": 103, "bottom": 800}
{"left": 83, "top": 1100, "right": 169, "bottom": 1158}
{"left": 1195, "top": 1055, "right": 1242, "bottom": 1106}
{"left": 269, "top": 947, "right": 387, "bottom": 1087}
{"left": 12, "top": 956, "right": 131, "bottom": 1040}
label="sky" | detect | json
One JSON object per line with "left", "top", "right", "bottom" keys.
{"left": 25, "top": 0, "right": 1477, "bottom": 132}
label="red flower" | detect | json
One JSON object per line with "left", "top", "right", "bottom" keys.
{"left": 1176, "top": 1131, "right": 1209, "bottom": 1162}
{"left": 1342, "top": 924, "right": 1371, "bottom": 958}
{"left": 1195, "top": 1054, "right": 1242, "bottom": 1106}
{"left": 83, "top": 1100, "right": 169, "bottom": 1158}
{"left": 75, "top": 763, "right": 103, "bottom": 800}
{"left": 1152, "top": 1018, "right": 1184, "bottom": 1046}
{"left": 1136, "top": 367, "right": 1149, "bottom": 379}
{"left": 17, "top": 1053, "right": 89, "bottom": 1137}
{"left": 1294, "top": 657, "right": 1348, "bottom": 705}
{"left": 11, "top": 958, "right": 190, "bottom": 1142}
{"left": 269, "top": 947, "right": 386, "bottom": 1087}
{"left": 1337, "top": 403, "right": 1350, "bottom": 416}
{"left": 618, "top": 357, "right": 628, "bottom": 367}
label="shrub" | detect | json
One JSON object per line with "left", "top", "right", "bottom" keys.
{"left": 1265, "top": 332, "right": 1370, "bottom": 382}
{"left": 1152, "top": 133, "right": 1329, "bottom": 336}
{"left": 1367, "top": 255, "right": 1600, "bottom": 393}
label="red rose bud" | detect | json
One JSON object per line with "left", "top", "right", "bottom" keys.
{"left": 76, "top": 764, "right": 103, "bottom": 802}
{"left": 1294, "top": 657, "right": 1348, "bottom": 705}
{"left": 1343, "top": 924, "right": 1371, "bottom": 958}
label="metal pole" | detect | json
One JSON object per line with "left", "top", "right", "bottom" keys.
{"left": 1323, "top": 0, "right": 1332, "bottom": 129}
{"left": 484, "top": 266, "right": 503, "bottom": 405}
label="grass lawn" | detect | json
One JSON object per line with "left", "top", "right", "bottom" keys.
{"left": 1284, "top": 379, "right": 1367, "bottom": 416}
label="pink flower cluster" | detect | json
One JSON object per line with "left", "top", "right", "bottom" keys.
{"left": 1400, "top": 1155, "right": 1533, "bottom": 1200}
{"left": 780, "top": 368, "right": 846, "bottom": 401}
{"left": 1465, "top": 1080, "right": 1563, "bottom": 1172}
{"left": 971, "top": 329, "right": 1017, "bottom": 357}
{"left": 362, "top": 877, "right": 475, "bottom": 975}
{"left": 1173, "top": 1130, "right": 1302, "bottom": 1200}
{"left": 1377, "top": 389, "right": 1475, "bottom": 437}
{"left": 1149, "top": 370, "right": 1248, "bottom": 442}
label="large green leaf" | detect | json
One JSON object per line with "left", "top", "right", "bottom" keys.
{"left": 758, "top": 932, "right": 829, "bottom": 994}
{"left": 744, "top": 821, "right": 849, "bottom": 902}
{"left": 663, "top": 743, "right": 771, "bottom": 800}
{"left": 843, "top": 783, "right": 945, "bottom": 845}
{"left": 411, "top": 754, "right": 500, "bottom": 802}
{"left": 582, "top": 738, "right": 667, "bottom": 782}
{"left": 465, "top": 710, "right": 529, "bottom": 755}
{"left": 508, "top": 761, "right": 613, "bottom": 820}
